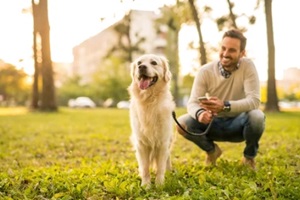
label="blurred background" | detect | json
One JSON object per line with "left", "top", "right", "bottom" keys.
{"left": 0, "top": 0, "right": 299, "bottom": 111}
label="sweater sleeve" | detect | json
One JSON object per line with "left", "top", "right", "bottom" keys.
{"left": 187, "top": 59, "right": 261, "bottom": 118}
{"left": 229, "top": 59, "right": 261, "bottom": 113}
{"left": 187, "top": 63, "right": 213, "bottom": 119}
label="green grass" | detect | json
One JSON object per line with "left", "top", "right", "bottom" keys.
{"left": 0, "top": 107, "right": 299, "bottom": 199}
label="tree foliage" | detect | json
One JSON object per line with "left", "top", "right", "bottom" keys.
{"left": 91, "top": 56, "right": 131, "bottom": 103}
{"left": 57, "top": 57, "right": 131, "bottom": 107}
{"left": 156, "top": 1, "right": 194, "bottom": 104}
{"left": 56, "top": 75, "right": 93, "bottom": 106}
{"left": 0, "top": 62, "right": 30, "bottom": 105}
{"left": 215, "top": 0, "right": 258, "bottom": 32}
{"left": 56, "top": 0, "right": 281, "bottom": 110}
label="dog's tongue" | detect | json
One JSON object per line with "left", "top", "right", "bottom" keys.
{"left": 139, "top": 78, "right": 151, "bottom": 90}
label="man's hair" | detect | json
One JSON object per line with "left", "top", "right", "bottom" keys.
{"left": 223, "top": 29, "right": 247, "bottom": 51}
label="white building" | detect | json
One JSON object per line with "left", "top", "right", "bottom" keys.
{"left": 72, "top": 10, "right": 167, "bottom": 83}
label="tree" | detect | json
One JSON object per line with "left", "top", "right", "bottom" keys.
{"left": 215, "top": 0, "right": 257, "bottom": 32}
{"left": 99, "top": 11, "right": 145, "bottom": 103}
{"left": 92, "top": 57, "right": 131, "bottom": 103}
{"left": 32, "top": 0, "right": 57, "bottom": 111}
{"left": 105, "top": 11, "right": 146, "bottom": 63}
{"left": 157, "top": 0, "right": 211, "bottom": 104}
{"left": 0, "top": 62, "right": 30, "bottom": 105}
{"left": 264, "top": 0, "right": 279, "bottom": 112}
{"left": 31, "top": 0, "right": 40, "bottom": 109}
{"left": 161, "top": 7, "right": 180, "bottom": 105}
{"left": 188, "top": 0, "right": 207, "bottom": 65}
{"left": 185, "top": 0, "right": 258, "bottom": 68}
{"left": 157, "top": 1, "right": 192, "bottom": 105}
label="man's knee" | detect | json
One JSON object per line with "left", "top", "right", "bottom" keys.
{"left": 248, "top": 109, "right": 265, "bottom": 134}
{"left": 174, "top": 113, "right": 193, "bottom": 137}
{"left": 248, "top": 109, "right": 265, "bottom": 123}
{"left": 175, "top": 124, "right": 186, "bottom": 136}
{"left": 175, "top": 115, "right": 188, "bottom": 137}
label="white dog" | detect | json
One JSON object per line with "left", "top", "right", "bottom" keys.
{"left": 128, "top": 54, "right": 175, "bottom": 187}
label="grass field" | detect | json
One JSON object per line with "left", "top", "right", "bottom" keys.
{"left": 0, "top": 107, "right": 299, "bottom": 199}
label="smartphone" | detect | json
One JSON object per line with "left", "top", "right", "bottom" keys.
{"left": 197, "top": 96, "right": 208, "bottom": 101}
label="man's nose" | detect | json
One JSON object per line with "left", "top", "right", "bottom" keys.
{"left": 222, "top": 50, "right": 230, "bottom": 57}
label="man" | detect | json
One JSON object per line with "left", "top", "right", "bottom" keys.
{"left": 176, "top": 29, "right": 265, "bottom": 170}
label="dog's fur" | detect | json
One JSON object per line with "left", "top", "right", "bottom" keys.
{"left": 128, "top": 54, "right": 175, "bottom": 187}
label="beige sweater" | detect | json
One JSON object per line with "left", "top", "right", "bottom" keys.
{"left": 187, "top": 58, "right": 261, "bottom": 118}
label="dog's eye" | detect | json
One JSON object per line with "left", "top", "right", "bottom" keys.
{"left": 151, "top": 61, "right": 157, "bottom": 65}
{"left": 137, "top": 61, "right": 142, "bottom": 65}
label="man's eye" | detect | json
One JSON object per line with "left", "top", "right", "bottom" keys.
{"left": 151, "top": 61, "right": 157, "bottom": 65}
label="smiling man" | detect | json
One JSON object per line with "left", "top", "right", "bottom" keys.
{"left": 176, "top": 29, "right": 265, "bottom": 170}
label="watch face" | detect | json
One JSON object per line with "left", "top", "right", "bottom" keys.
{"left": 223, "top": 101, "right": 231, "bottom": 112}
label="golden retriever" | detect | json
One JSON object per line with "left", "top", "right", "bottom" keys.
{"left": 128, "top": 54, "right": 175, "bottom": 187}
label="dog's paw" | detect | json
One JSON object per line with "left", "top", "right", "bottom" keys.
{"left": 141, "top": 179, "right": 151, "bottom": 189}
{"left": 155, "top": 175, "right": 165, "bottom": 185}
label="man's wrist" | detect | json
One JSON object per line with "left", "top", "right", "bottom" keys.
{"left": 195, "top": 108, "right": 205, "bottom": 119}
{"left": 223, "top": 101, "right": 231, "bottom": 112}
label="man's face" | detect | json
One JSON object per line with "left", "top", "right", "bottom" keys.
{"left": 219, "top": 37, "right": 245, "bottom": 72}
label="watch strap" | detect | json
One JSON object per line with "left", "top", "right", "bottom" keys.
{"left": 223, "top": 101, "right": 231, "bottom": 112}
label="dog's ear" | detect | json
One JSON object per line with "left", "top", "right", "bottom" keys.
{"left": 160, "top": 56, "right": 172, "bottom": 82}
{"left": 130, "top": 61, "right": 136, "bottom": 80}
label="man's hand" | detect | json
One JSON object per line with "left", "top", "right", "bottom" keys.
{"left": 199, "top": 96, "right": 224, "bottom": 114}
{"left": 198, "top": 110, "right": 214, "bottom": 124}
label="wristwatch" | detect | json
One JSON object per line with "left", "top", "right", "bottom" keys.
{"left": 223, "top": 101, "right": 231, "bottom": 112}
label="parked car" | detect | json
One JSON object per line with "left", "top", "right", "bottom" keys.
{"left": 68, "top": 97, "right": 96, "bottom": 108}
{"left": 116, "top": 101, "right": 130, "bottom": 109}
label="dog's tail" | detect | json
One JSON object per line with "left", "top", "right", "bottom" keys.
{"left": 172, "top": 111, "right": 213, "bottom": 136}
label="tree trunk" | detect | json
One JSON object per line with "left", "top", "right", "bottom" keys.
{"left": 226, "top": 0, "right": 238, "bottom": 29}
{"left": 33, "top": 0, "right": 57, "bottom": 111}
{"left": 31, "top": 1, "right": 40, "bottom": 109}
{"left": 166, "top": 27, "right": 180, "bottom": 106}
{"left": 188, "top": 0, "right": 207, "bottom": 65}
{"left": 264, "top": 0, "right": 279, "bottom": 112}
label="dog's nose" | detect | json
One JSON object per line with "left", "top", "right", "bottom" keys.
{"left": 138, "top": 65, "right": 146, "bottom": 70}
{"left": 138, "top": 65, "right": 147, "bottom": 73}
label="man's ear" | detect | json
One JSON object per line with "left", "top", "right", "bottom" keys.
{"left": 240, "top": 50, "right": 246, "bottom": 57}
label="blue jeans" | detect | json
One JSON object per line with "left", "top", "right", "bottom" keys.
{"left": 177, "top": 109, "right": 265, "bottom": 158}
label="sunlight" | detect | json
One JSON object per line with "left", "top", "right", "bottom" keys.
{"left": 0, "top": 107, "right": 29, "bottom": 116}
{"left": 0, "top": 0, "right": 299, "bottom": 81}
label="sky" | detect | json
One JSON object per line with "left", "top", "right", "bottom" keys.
{"left": 0, "top": 0, "right": 299, "bottom": 81}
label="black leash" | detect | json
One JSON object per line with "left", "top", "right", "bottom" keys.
{"left": 172, "top": 111, "right": 214, "bottom": 136}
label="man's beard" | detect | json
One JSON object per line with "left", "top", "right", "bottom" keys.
{"left": 221, "top": 56, "right": 239, "bottom": 72}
